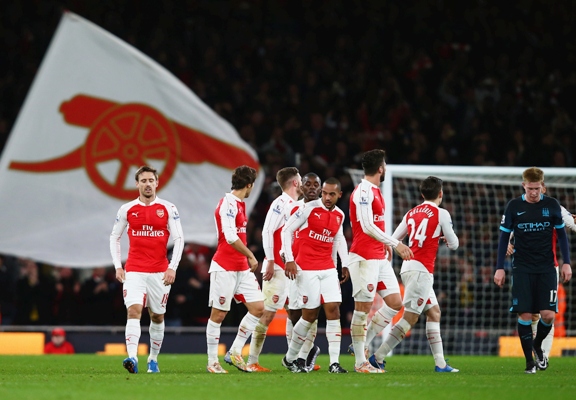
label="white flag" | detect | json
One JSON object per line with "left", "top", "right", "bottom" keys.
{"left": 0, "top": 12, "right": 263, "bottom": 267}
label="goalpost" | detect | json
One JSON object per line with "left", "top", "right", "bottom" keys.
{"left": 347, "top": 165, "right": 576, "bottom": 355}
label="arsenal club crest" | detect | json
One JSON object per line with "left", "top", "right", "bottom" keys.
{"left": 367, "top": 284, "right": 374, "bottom": 292}
{"left": 156, "top": 209, "right": 164, "bottom": 218}
{"left": 417, "top": 298, "right": 424, "bottom": 306}
{"left": 219, "top": 296, "right": 226, "bottom": 305}
{"left": 272, "top": 295, "right": 280, "bottom": 304}
{"left": 9, "top": 94, "right": 260, "bottom": 200}
{"left": 302, "top": 296, "right": 308, "bottom": 304}
{"left": 123, "top": 289, "right": 127, "bottom": 298}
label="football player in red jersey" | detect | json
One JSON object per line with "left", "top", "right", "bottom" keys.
{"left": 110, "top": 165, "right": 184, "bottom": 374}
{"left": 369, "top": 176, "right": 459, "bottom": 372}
{"left": 281, "top": 178, "right": 350, "bottom": 374}
{"left": 348, "top": 149, "right": 412, "bottom": 373}
{"left": 205, "top": 165, "right": 264, "bottom": 374}
{"left": 243, "top": 167, "right": 301, "bottom": 372}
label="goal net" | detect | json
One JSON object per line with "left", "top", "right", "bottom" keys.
{"left": 347, "top": 165, "right": 576, "bottom": 355}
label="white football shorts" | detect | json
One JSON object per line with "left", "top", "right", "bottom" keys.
{"left": 262, "top": 268, "right": 289, "bottom": 312}
{"left": 400, "top": 270, "right": 437, "bottom": 314}
{"left": 348, "top": 259, "right": 380, "bottom": 302}
{"left": 123, "top": 271, "right": 171, "bottom": 315}
{"left": 208, "top": 267, "right": 264, "bottom": 311}
{"left": 287, "top": 277, "right": 301, "bottom": 310}
{"left": 376, "top": 259, "right": 401, "bottom": 299}
{"left": 297, "top": 269, "right": 341, "bottom": 309}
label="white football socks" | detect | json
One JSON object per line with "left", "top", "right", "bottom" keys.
{"left": 351, "top": 310, "right": 368, "bottom": 366}
{"left": 206, "top": 319, "right": 221, "bottom": 365}
{"left": 426, "top": 321, "right": 446, "bottom": 368}
{"left": 365, "top": 303, "right": 398, "bottom": 348}
{"left": 286, "top": 319, "right": 312, "bottom": 361}
{"left": 125, "top": 318, "right": 141, "bottom": 360}
{"left": 326, "top": 319, "right": 342, "bottom": 365}
{"left": 285, "top": 318, "right": 293, "bottom": 347}
{"left": 230, "top": 312, "right": 259, "bottom": 355}
{"left": 148, "top": 321, "right": 164, "bottom": 362}
{"left": 298, "top": 319, "right": 318, "bottom": 359}
{"left": 375, "top": 318, "right": 411, "bottom": 362}
{"left": 248, "top": 321, "right": 268, "bottom": 365}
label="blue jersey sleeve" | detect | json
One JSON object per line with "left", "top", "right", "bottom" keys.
{"left": 499, "top": 200, "right": 514, "bottom": 233}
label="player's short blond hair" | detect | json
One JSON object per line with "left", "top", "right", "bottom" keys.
{"left": 522, "top": 167, "right": 544, "bottom": 183}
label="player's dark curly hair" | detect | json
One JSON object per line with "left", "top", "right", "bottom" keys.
{"left": 135, "top": 165, "right": 158, "bottom": 181}
{"left": 420, "top": 176, "right": 443, "bottom": 200}
{"left": 361, "top": 149, "right": 386, "bottom": 176}
{"left": 231, "top": 165, "right": 257, "bottom": 190}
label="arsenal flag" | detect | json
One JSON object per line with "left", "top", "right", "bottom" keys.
{"left": 0, "top": 12, "right": 263, "bottom": 267}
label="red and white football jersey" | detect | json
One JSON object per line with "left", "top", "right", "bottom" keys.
{"left": 392, "top": 201, "right": 458, "bottom": 273}
{"left": 349, "top": 179, "right": 398, "bottom": 260}
{"left": 211, "top": 193, "right": 249, "bottom": 271}
{"left": 110, "top": 197, "right": 184, "bottom": 273}
{"left": 289, "top": 199, "right": 304, "bottom": 260}
{"left": 282, "top": 199, "right": 348, "bottom": 271}
{"left": 262, "top": 192, "right": 297, "bottom": 269}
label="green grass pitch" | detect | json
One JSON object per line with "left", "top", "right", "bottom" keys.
{"left": 0, "top": 354, "right": 574, "bottom": 400}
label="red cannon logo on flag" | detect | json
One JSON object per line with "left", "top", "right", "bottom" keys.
{"left": 9, "top": 94, "right": 259, "bottom": 200}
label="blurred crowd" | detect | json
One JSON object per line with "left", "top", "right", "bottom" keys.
{"left": 1, "top": 1, "right": 576, "bottom": 329}
{"left": 0, "top": 245, "right": 213, "bottom": 327}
